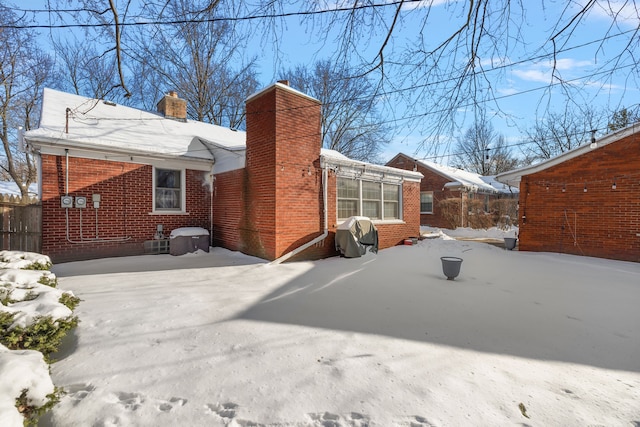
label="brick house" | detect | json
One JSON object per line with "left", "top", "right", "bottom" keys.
{"left": 24, "top": 83, "right": 422, "bottom": 263}
{"left": 387, "top": 153, "right": 518, "bottom": 228}
{"left": 496, "top": 124, "right": 640, "bottom": 262}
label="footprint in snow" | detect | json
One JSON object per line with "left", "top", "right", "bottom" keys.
{"left": 308, "top": 411, "right": 370, "bottom": 427}
{"left": 156, "top": 396, "right": 188, "bottom": 412}
{"left": 65, "top": 383, "right": 96, "bottom": 406}
{"left": 115, "top": 391, "right": 144, "bottom": 411}
{"left": 205, "top": 401, "right": 239, "bottom": 419}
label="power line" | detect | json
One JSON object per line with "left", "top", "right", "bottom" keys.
{"left": 4, "top": 0, "right": 420, "bottom": 29}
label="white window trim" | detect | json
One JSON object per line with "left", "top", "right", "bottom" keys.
{"left": 152, "top": 167, "right": 187, "bottom": 214}
{"left": 337, "top": 178, "right": 403, "bottom": 222}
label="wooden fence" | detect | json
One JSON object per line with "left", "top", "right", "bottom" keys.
{"left": 0, "top": 195, "right": 42, "bottom": 253}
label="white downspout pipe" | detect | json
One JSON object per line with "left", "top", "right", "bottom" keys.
{"left": 270, "top": 165, "right": 329, "bottom": 265}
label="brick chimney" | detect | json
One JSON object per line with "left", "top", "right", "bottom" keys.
{"left": 157, "top": 91, "right": 187, "bottom": 121}
{"left": 243, "top": 83, "right": 322, "bottom": 260}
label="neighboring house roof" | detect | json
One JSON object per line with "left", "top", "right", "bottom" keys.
{"left": 25, "top": 88, "right": 246, "bottom": 172}
{"left": 389, "top": 153, "right": 517, "bottom": 194}
{"left": 496, "top": 122, "right": 640, "bottom": 186}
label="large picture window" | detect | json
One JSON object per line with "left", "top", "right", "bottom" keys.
{"left": 154, "top": 168, "right": 183, "bottom": 211}
{"left": 420, "top": 191, "right": 433, "bottom": 214}
{"left": 337, "top": 178, "right": 400, "bottom": 221}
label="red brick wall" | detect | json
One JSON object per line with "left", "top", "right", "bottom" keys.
{"left": 518, "top": 133, "right": 640, "bottom": 262}
{"left": 243, "top": 84, "right": 324, "bottom": 260}
{"left": 41, "top": 154, "right": 211, "bottom": 263}
{"left": 285, "top": 171, "right": 422, "bottom": 262}
{"left": 387, "top": 154, "right": 459, "bottom": 228}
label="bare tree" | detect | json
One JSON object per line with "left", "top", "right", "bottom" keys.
{"left": 451, "top": 118, "right": 518, "bottom": 175}
{"left": 608, "top": 107, "right": 640, "bottom": 132}
{"left": 246, "top": 1, "right": 640, "bottom": 155}
{"left": 126, "top": 0, "right": 259, "bottom": 128}
{"left": 51, "top": 37, "right": 129, "bottom": 103}
{"left": 521, "top": 106, "right": 605, "bottom": 163}
{"left": 283, "top": 60, "right": 389, "bottom": 163}
{"left": 0, "top": 5, "right": 53, "bottom": 200}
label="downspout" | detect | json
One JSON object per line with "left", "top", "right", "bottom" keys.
{"left": 270, "top": 165, "right": 328, "bottom": 265}
{"left": 65, "top": 149, "right": 69, "bottom": 196}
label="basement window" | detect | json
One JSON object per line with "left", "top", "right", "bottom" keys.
{"left": 337, "top": 178, "right": 401, "bottom": 221}
{"left": 153, "top": 168, "right": 184, "bottom": 212}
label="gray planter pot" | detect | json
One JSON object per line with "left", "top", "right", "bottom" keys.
{"left": 504, "top": 237, "right": 517, "bottom": 250}
{"left": 441, "top": 256, "right": 463, "bottom": 280}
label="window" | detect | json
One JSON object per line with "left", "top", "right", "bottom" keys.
{"left": 362, "top": 181, "right": 381, "bottom": 219}
{"left": 337, "top": 178, "right": 359, "bottom": 218}
{"left": 337, "top": 178, "right": 401, "bottom": 221}
{"left": 420, "top": 191, "right": 433, "bottom": 214}
{"left": 383, "top": 184, "right": 399, "bottom": 219}
{"left": 154, "top": 168, "right": 183, "bottom": 211}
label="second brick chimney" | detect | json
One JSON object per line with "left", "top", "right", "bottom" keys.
{"left": 157, "top": 91, "right": 187, "bottom": 121}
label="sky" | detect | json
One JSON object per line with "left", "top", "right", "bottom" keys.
{"left": 263, "top": 1, "right": 640, "bottom": 162}
{"left": 11, "top": 1, "right": 640, "bottom": 165}
{"left": 2, "top": 227, "right": 639, "bottom": 426}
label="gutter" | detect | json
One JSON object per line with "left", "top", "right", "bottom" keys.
{"left": 270, "top": 165, "right": 329, "bottom": 265}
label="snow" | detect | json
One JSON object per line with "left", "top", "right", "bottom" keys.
{"left": 0, "top": 344, "right": 55, "bottom": 427}
{"left": 417, "top": 159, "right": 518, "bottom": 194}
{"left": 0, "top": 251, "right": 74, "bottom": 426}
{"left": 27, "top": 229, "right": 640, "bottom": 426}
{"left": 26, "top": 88, "right": 246, "bottom": 160}
{"left": 169, "top": 227, "right": 210, "bottom": 238}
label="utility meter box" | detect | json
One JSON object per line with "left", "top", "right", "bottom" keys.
{"left": 75, "top": 196, "right": 87, "bottom": 208}
{"left": 60, "top": 196, "right": 74, "bottom": 208}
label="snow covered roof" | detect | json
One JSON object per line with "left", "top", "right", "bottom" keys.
{"left": 321, "top": 149, "right": 423, "bottom": 182}
{"left": 496, "top": 122, "right": 640, "bottom": 186}
{"left": 246, "top": 81, "right": 320, "bottom": 104}
{"left": 24, "top": 88, "right": 426, "bottom": 178}
{"left": 402, "top": 155, "right": 517, "bottom": 194}
{"left": 25, "top": 88, "right": 246, "bottom": 172}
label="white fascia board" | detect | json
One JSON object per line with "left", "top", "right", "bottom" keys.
{"left": 321, "top": 155, "right": 423, "bottom": 183}
{"left": 496, "top": 122, "right": 640, "bottom": 185}
{"left": 27, "top": 136, "right": 214, "bottom": 171}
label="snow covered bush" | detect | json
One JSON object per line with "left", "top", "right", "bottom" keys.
{"left": 0, "top": 251, "right": 52, "bottom": 271}
{"left": 0, "top": 251, "right": 79, "bottom": 426}
{"left": 0, "top": 343, "right": 60, "bottom": 427}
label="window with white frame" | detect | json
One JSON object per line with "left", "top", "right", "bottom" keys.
{"left": 154, "top": 168, "right": 183, "bottom": 211}
{"left": 420, "top": 191, "right": 433, "bottom": 214}
{"left": 337, "top": 178, "right": 359, "bottom": 218}
{"left": 337, "top": 178, "right": 401, "bottom": 221}
{"left": 383, "top": 184, "right": 399, "bottom": 219}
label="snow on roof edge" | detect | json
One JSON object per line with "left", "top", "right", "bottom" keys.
{"left": 321, "top": 149, "right": 423, "bottom": 180}
{"left": 496, "top": 122, "right": 640, "bottom": 184}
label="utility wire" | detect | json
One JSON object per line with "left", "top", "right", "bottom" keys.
{"left": 4, "top": 0, "right": 421, "bottom": 29}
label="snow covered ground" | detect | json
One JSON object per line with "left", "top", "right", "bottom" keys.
{"left": 31, "top": 228, "right": 640, "bottom": 426}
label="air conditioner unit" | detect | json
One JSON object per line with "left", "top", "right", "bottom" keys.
{"left": 75, "top": 196, "right": 87, "bottom": 208}
{"left": 61, "top": 196, "right": 74, "bottom": 208}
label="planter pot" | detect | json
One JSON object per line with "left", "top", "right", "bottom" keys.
{"left": 441, "top": 256, "right": 463, "bottom": 280}
{"left": 504, "top": 237, "right": 517, "bottom": 250}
